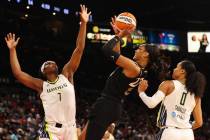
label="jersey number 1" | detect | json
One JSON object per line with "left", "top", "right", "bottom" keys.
{"left": 57, "top": 93, "right": 61, "bottom": 101}
{"left": 180, "top": 92, "right": 187, "bottom": 105}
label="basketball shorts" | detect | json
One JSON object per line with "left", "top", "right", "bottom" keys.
{"left": 156, "top": 127, "right": 194, "bottom": 140}
{"left": 39, "top": 121, "right": 78, "bottom": 140}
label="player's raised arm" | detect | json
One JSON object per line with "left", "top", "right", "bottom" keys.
{"left": 62, "top": 5, "right": 91, "bottom": 83}
{"left": 5, "top": 33, "right": 43, "bottom": 93}
{"left": 101, "top": 27, "right": 141, "bottom": 78}
{"left": 110, "top": 16, "right": 121, "bottom": 54}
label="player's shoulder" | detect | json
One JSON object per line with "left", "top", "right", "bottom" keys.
{"left": 58, "top": 74, "right": 67, "bottom": 79}
{"left": 159, "top": 80, "right": 175, "bottom": 94}
{"left": 59, "top": 74, "right": 74, "bottom": 85}
{"left": 160, "top": 80, "right": 174, "bottom": 87}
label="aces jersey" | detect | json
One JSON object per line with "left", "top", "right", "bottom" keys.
{"left": 157, "top": 80, "right": 196, "bottom": 129}
{"left": 40, "top": 74, "right": 76, "bottom": 124}
{"left": 102, "top": 67, "right": 144, "bottom": 100}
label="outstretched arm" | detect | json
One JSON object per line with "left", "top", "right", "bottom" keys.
{"left": 5, "top": 33, "right": 43, "bottom": 93}
{"left": 138, "top": 80, "right": 173, "bottom": 108}
{"left": 62, "top": 5, "right": 91, "bottom": 83}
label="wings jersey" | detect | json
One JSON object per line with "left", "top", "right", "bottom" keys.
{"left": 157, "top": 80, "right": 196, "bottom": 129}
{"left": 40, "top": 74, "right": 76, "bottom": 124}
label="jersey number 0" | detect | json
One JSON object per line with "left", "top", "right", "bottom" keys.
{"left": 180, "top": 92, "right": 187, "bottom": 105}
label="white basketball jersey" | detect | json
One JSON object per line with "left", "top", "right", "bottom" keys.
{"left": 40, "top": 74, "right": 76, "bottom": 124}
{"left": 157, "top": 80, "right": 196, "bottom": 129}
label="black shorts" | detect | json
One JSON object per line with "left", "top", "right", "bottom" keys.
{"left": 86, "top": 95, "right": 122, "bottom": 140}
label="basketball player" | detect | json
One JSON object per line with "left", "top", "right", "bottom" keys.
{"left": 5, "top": 5, "right": 91, "bottom": 140}
{"left": 138, "top": 60, "right": 206, "bottom": 140}
{"left": 79, "top": 17, "right": 169, "bottom": 140}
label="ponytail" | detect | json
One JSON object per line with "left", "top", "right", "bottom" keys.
{"left": 186, "top": 71, "right": 206, "bottom": 98}
{"left": 181, "top": 60, "right": 206, "bottom": 98}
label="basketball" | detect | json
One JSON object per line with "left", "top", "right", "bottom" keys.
{"left": 115, "top": 12, "right": 137, "bottom": 30}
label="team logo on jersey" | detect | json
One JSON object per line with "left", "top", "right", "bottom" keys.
{"left": 174, "top": 105, "right": 186, "bottom": 120}
{"left": 124, "top": 78, "right": 141, "bottom": 95}
{"left": 47, "top": 83, "right": 67, "bottom": 93}
{"left": 171, "top": 111, "right": 176, "bottom": 118}
{"left": 171, "top": 111, "right": 185, "bottom": 120}
{"left": 177, "top": 114, "right": 185, "bottom": 120}
{"left": 129, "top": 78, "right": 141, "bottom": 87}
{"left": 175, "top": 105, "right": 186, "bottom": 114}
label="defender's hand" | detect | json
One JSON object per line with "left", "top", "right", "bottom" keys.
{"left": 80, "top": 5, "right": 91, "bottom": 23}
{"left": 5, "top": 33, "right": 20, "bottom": 50}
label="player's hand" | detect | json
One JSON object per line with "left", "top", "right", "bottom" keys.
{"left": 117, "top": 28, "right": 134, "bottom": 38}
{"left": 110, "top": 16, "right": 120, "bottom": 35}
{"left": 5, "top": 33, "right": 20, "bottom": 50}
{"left": 111, "top": 16, "right": 135, "bottom": 38}
{"left": 80, "top": 4, "right": 91, "bottom": 23}
{"left": 138, "top": 80, "right": 148, "bottom": 92}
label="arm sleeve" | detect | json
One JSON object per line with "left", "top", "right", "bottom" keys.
{"left": 102, "top": 36, "right": 122, "bottom": 62}
{"left": 139, "top": 90, "right": 165, "bottom": 109}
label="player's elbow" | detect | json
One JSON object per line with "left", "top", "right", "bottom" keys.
{"left": 193, "top": 120, "right": 203, "bottom": 129}
{"left": 147, "top": 104, "right": 156, "bottom": 109}
{"left": 133, "top": 68, "right": 141, "bottom": 77}
{"left": 146, "top": 101, "right": 157, "bottom": 109}
{"left": 197, "top": 120, "right": 203, "bottom": 128}
{"left": 74, "top": 47, "right": 83, "bottom": 55}
{"left": 13, "top": 71, "right": 22, "bottom": 79}
{"left": 141, "top": 96, "right": 159, "bottom": 109}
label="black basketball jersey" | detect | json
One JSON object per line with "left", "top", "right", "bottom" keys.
{"left": 102, "top": 67, "right": 145, "bottom": 100}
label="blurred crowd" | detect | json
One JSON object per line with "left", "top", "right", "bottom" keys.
{"left": 0, "top": 85, "right": 210, "bottom": 140}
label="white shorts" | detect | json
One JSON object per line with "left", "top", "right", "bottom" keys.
{"left": 39, "top": 121, "right": 78, "bottom": 140}
{"left": 157, "top": 127, "right": 194, "bottom": 140}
